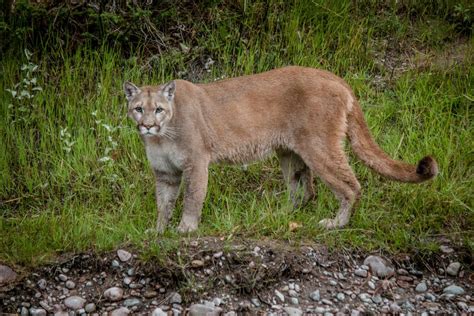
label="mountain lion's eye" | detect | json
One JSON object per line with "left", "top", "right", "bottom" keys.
{"left": 135, "top": 107, "right": 143, "bottom": 113}
{"left": 155, "top": 107, "right": 164, "bottom": 114}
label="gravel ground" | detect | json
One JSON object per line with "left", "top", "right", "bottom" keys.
{"left": 1, "top": 238, "right": 472, "bottom": 315}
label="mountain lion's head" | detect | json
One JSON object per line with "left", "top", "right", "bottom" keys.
{"left": 123, "top": 81, "right": 175, "bottom": 138}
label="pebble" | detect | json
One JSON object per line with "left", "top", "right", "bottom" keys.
{"left": 29, "top": 308, "right": 47, "bottom": 316}
{"left": 283, "top": 306, "right": 303, "bottom": 316}
{"left": 446, "top": 262, "right": 461, "bottom": 276}
{"left": 336, "top": 293, "right": 345, "bottom": 301}
{"left": 309, "top": 290, "right": 321, "bottom": 301}
{"left": 359, "top": 293, "right": 371, "bottom": 303}
{"left": 322, "top": 298, "right": 333, "bottom": 305}
{"left": 213, "top": 297, "right": 222, "bottom": 306}
{"left": 37, "top": 279, "right": 47, "bottom": 289}
{"left": 390, "top": 302, "right": 401, "bottom": 313}
{"left": 169, "top": 292, "right": 182, "bottom": 304}
{"left": 85, "top": 303, "right": 96, "bottom": 313}
{"left": 64, "top": 296, "right": 86, "bottom": 310}
{"left": 275, "top": 289, "right": 285, "bottom": 302}
{"left": 112, "top": 259, "right": 121, "bottom": 268}
{"left": 188, "top": 303, "right": 222, "bottom": 316}
{"left": 415, "top": 282, "right": 427, "bottom": 292}
{"left": 372, "top": 295, "right": 382, "bottom": 304}
{"left": 251, "top": 298, "right": 261, "bottom": 307}
{"left": 290, "top": 297, "right": 299, "bottom": 305}
{"left": 144, "top": 290, "right": 158, "bottom": 298}
{"left": 65, "top": 280, "right": 75, "bottom": 289}
{"left": 363, "top": 255, "right": 394, "bottom": 278}
{"left": 58, "top": 274, "right": 68, "bottom": 282}
{"left": 123, "top": 297, "right": 141, "bottom": 307}
{"left": 104, "top": 287, "right": 124, "bottom": 301}
{"left": 354, "top": 269, "right": 368, "bottom": 278}
{"left": 443, "top": 284, "right": 464, "bottom": 295}
{"left": 20, "top": 307, "right": 29, "bottom": 316}
{"left": 151, "top": 308, "right": 168, "bottom": 316}
{"left": 0, "top": 264, "right": 17, "bottom": 285}
{"left": 192, "top": 259, "right": 204, "bottom": 267}
{"left": 117, "top": 249, "right": 132, "bottom": 262}
{"left": 110, "top": 307, "right": 130, "bottom": 316}
{"left": 289, "top": 289, "right": 298, "bottom": 297}
{"left": 315, "top": 307, "right": 326, "bottom": 313}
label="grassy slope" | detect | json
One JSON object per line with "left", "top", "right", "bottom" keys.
{"left": 0, "top": 1, "right": 472, "bottom": 266}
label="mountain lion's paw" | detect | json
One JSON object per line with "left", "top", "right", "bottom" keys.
{"left": 177, "top": 219, "right": 198, "bottom": 233}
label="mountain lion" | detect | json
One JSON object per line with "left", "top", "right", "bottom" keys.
{"left": 124, "top": 66, "right": 437, "bottom": 233}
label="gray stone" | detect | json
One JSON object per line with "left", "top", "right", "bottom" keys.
{"left": 336, "top": 293, "right": 345, "bottom": 301}
{"left": 191, "top": 260, "right": 204, "bottom": 267}
{"left": 127, "top": 268, "right": 136, "bottom": 276}
{"left": 85, "top": 303, "right": 96, "bottom": 313}
{"left": 283, "top": 306, "right": 303, "bottom": 316}
{"left": 372, "top": 295, "right": 382, "bottom": 304}
{"left": 0, "top": 264, "right": 17, "bottom": 285}
{"left": 309, "top": 290, "right": 321, "bottom": 301}
{"left": 358, "top": 293, "right": 371, "bottom": 303}
{"left": 123, "top": 297, "right": 141, "bottom": 307}
{"left": 65, "top": 280, "right": 75, "bottom": 289}
{"left": 123, "top": 276, "right": 132, "bottom": 285}
{"left": 315, "top": 307, "right": 326, "bottom": 313}
{"left": 322, "top": 299, "right": 333, "bottom": 305}
{"left": 104, "top": 287, "right": 124, "bottom": 301}
{"left": 275, "top": 289, "right": 285, "bottom": 302}
{"left": 390, "top": 302, "right": 401, "bottom": 313}
{"left": 37, "top": 278, "right": 47, "bottom": 289}
{"left": 169, "top": 292, "right": 182, "bottom": 304}
{"left": 188, "top": 304, "right": 222, "bottom": 316}
{"left": 117, "top": 249, "right": 132, "bottom": 262}
{"left": 354, "top": 269, "right": 368, "bottom": 278}
{"left": 415, "top": 282, "right": 427, "bottom": 293}
{"left": 446, "top": 262, "right": 461, "bottom": 276}
{"left": 20, "top": 307, "right": 29, "bottom": 316}
{"left": 363, "top": 255, "right": 394, "bottom": 278}
{"left": 144, "top": 290, "right": 158, "bottom": 298}
{"left": 288, "top": 289, "right": 298, "bottom": 297}
{"left": 212, "top": 297, "right": 222, "bottom": 306}
{"left": 112, "top": 259, "right": 121, "bottom": 268}
{"left": 29, "top": 308, "right": 47, "bottom": 316}
{"left": 152, "top": 308, "right": 168, "bottom": 316}
{"left": 58, "top": 274, "right": 68, "bottom": 282}
{"left": 251, "top": 298, "right": 261, "bottom": 307}
{"left": 443, "top": 284, "right": 464, "bottom": 295}
{"left": 290, "top": 297, "right": 299, "bottom": 305}
{"left": 425, "top": 293, "right": 436, "bottom": 301}
{"left": 64, "top": 296, "right": 86, "bottom": 310}
{"left": 110, "top": 307, "right": 130, "bottom": 316}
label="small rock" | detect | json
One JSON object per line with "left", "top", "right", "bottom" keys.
{"left": 152, "top": 308, "right": 168, "bottom": 316}
{"left": 290, "top": 297, "right": 299, "bottom": 305}
{"left": 275, "top": 289, "right": 285, "bottom": 303}
{"left": 37, "top": 278, "right": 47, "bottom": 290}
{"left": 439, "top": 245, "right": 454, "bottom": 253}
{"left": 111, "top": 307, "right": 130, "bottom": 316}
{"left": 336, "top": 293, "right": 345, "bottom": 301}
{"left": 354, "top": 269, "right": 368, "bottom": 278}
{"left": 309, "top": 290, "right": 321, "bottom": 301}
{"left": 212, "top": 297, "right": 222, "bottom": 306}
{"left": 443, "top": 284, "right": 464, "bottom": 295}
{"left": 117, "top": 249, "right": 132, "bottom": 262}
{"left": 322, "top": 299, "right": 333, "bottom": 305}
{"left": 390, "top": 302, "right": 401, "bottom": 313}
{"left": 85, "top": 303, "right": 96, "bottom": 313}
{"left": 446, "top": 262, "right": 461, "bottom": 276}
{"left": 65, "top": 280, "right": 75, "bottom": 289}
{"left": 315, "top": 307, "right": 326, "bottom": 313}
{"left": 358, "top": 293, "right": 371, "bottom": 303}
{"left": 127, "top": 268, "right": 136, "bottom": 276}
{"left": 363, "top": 255, "right": 394, "bottom": 278}
{"left": 372, "top": 295, "right": 382, "bottom": 304}
{"left": 64, "top": 296, "right": 86, "bottom": 310}
{"left": 213, "top": 252, "right": 223, "bottom": 258}
{"left": 425, "top": 293, "right": 436, "bottom": 301}
{"left": 29, "top": 308, "right": 47, "bottom": 316}
{"left": 251, "top": 298, "right": 261, "bottom": 307}
{"left": 123, "top": 297, "right": 141, "bottom": 307}
{"left": 188, "top": 303, "right": 222, "bottom": 316}
{"left": 169, "top": 292, "right": 182, "bottom": 304}
{"left": 283, "top": 306, "right": 303, "bottom": 316}
{"left": 0, "top": 264, "right": 17, "bottom": 285}
{"left": 144, "top": 290, "right": 158, "bottom": 298}
{"left": 415, "top": 282, "right": 427, "bottom": 293}
{"left": 112, "top": 259, "right": 121, "bottom": 268}
{"left": 58, "top": 274, "right": 68, "bottom": 282}
{"left": 351, "top": 310, "right": 361, "bottom": 316}
{"left": 104, "top": 287, "right": 124, "bottom": 301}
{"left": 289, "top": 289, "right": 298, "bottom": 297}
{"left": 191, "top": 260, "right": 204, "bottom": 267}
{"left": 20, "top": 306, "right": 29, "bottom": 316}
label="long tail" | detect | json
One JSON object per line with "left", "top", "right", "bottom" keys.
{"left": 347, "top": 102, "right": 438, "bottom": 183}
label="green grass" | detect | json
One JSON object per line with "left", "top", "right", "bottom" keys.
{"left": 1, "top": 1, "right": 473, "bottom": 267}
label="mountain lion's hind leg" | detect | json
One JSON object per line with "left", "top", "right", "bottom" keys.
{"left": 278, "top": 150, "right": 315, "bottom": 208}
{"left": 296, "top": 147, "right": 361, "bottom": 229}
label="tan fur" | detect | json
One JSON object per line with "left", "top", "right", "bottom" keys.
{"left": 124, "top": 66, "right": 438, "bottom": 232}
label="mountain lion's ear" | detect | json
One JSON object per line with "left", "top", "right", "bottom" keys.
{"left": 162, "top": 81, "right": 176, "bottom": 102}
{"left": 123, "top": 81, "right": 140, "bottom": 101}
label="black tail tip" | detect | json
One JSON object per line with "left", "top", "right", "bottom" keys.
{"left": 416, "top": 156, "right": 438, "bottom": 179}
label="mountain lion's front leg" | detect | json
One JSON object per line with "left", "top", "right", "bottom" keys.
{"left": 177, "top": 162, "right": 209, "bottom": 233}
{"left": 155, "top": 171, "right": 181, "bottom": 233}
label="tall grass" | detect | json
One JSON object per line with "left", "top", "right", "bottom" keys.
{"left": 1, "top": 1, "right": 472, "bottom": 266}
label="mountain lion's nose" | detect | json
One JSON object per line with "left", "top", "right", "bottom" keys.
{"left": 143, "top": 124, "right": 153, "bottom": 130}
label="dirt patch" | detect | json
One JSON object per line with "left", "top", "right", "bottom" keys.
{"left": 1, "top": 238, "right": 472, "bottom": 314}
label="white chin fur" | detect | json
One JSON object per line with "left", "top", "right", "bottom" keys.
{"left": 139, "top": 126, "right": 160, "bottom": 136}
